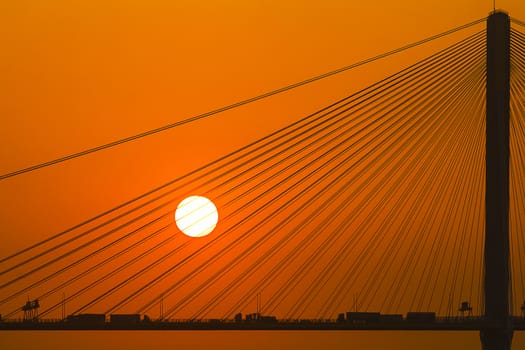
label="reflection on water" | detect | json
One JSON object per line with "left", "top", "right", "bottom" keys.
{"left": 3, "top": 331, "right": 524, "bottom": 350}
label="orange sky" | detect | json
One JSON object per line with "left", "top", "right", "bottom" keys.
{"left": 1, "top": 0, "right": 524, "bottom": 250}
{"left": 2, "top": 1, "right": 525, "bottom": 349}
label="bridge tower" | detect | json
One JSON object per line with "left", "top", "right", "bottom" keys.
{"left": 480, "top": 10, "right": 513, "bottom": 350}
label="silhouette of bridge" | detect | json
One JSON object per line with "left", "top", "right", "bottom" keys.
{"left": 1, "top": 10, "right": 525, "bottom": 350}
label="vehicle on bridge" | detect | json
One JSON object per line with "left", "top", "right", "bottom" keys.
{"left": 66, "top": 314, "right": 106, "bottom": 325}
{"left": 109, "top": 314, "right": 141, "bottom": 324}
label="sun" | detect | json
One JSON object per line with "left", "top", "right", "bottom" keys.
{"left": 175, "top": 196, "right": 219, "bottom": 237}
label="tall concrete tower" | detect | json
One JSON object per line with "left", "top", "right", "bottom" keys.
{"left": 481, "top": 10, "right": 513, "bottom": 350}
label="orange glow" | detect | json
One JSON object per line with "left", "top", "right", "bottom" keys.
{"left": 2, "top": 1, "right": 525, "bottom": 350}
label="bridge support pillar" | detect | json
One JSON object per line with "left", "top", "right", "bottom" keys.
{"left": 480, "top": 10, "right": 513, "bottom": 350}
{"left": 480, "top": 329, "right": 513, "bottom": 350}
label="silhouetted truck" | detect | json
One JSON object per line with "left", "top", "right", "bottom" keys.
{"left": 379, "top": 314, "right": 403, "bottom": 323}
{"left": 66, "top": 314, "right": 106, "bottom": 325}
{"left": 406, "top": 312, "right": 436, "bottom": 322}
{"left": 110, "top": 314, "right": 141, "bottom": 324}
{"left": 346, "top": 312, "right": 381, "bottom": 324}
{"left": 245, "top": 313, "right": 259, "bottom": 322}
{"left": 259, "top": 315, "right": 277, "bottom": 323}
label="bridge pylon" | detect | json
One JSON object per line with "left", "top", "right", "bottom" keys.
{"left": 481, "top": 10, "right": 513, "bottom": 350}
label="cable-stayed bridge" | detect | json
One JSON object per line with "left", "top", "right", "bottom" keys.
{"left": 1, "top": 10, "right": 525, "bottom": 350}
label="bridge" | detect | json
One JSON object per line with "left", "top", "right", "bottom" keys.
{"left": 1, "top": 10, "right": 525, "bottom": 350}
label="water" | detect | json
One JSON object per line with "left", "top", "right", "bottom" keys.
{"left": 2, "top": 331, "right": 524, "bottom": 350}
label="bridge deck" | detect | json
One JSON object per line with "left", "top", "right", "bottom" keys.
{"left": 1, "top": 319, "right": 524, "bottom": 331}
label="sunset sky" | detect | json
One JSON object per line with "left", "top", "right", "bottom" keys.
{"left": 2, "top": 1, "right": 525, "bottom": 349}
{"left": 1, "top": 0, "right": 524, "bottom": 249}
